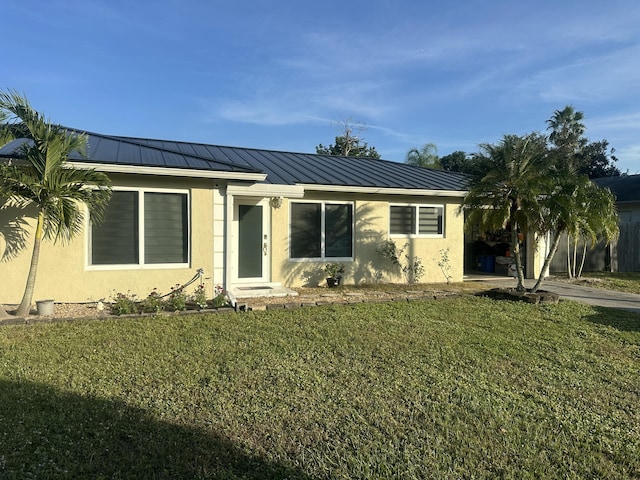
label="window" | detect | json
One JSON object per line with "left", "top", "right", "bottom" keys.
{"left": 290, "top": 202, "right": 353, "bottom": 259}
{"left": 90, "top": 189, "right": 189, "bottom": 267}
{"left": 390, "top": 204, "right": 443, "bottom": 236}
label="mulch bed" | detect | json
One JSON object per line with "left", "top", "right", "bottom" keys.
{"left": 478, "top": 287, "right": 560, "bottom": 304}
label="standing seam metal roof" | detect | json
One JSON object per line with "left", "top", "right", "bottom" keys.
{"left": 0, "top": 128, "right": 469, "bottom": 191}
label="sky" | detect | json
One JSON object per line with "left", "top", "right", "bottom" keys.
{"left": 3, "top": 0, "right": 640, "bottom": 173}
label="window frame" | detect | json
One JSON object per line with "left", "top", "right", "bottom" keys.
{"left": 289, "top": 200, "right": 354, "bottom": 261}
{"left": 87, "top": 187, "right": 191, "bottom": 270}
{"left": 389, "top": 203, "right": 445, "bottom": 238}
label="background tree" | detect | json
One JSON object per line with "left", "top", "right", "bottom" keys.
{"left": 547, "top": 105, "right": 587, "bottom": 167}
{"left": 462, "top": 133, "right": 550, "bottom": 291}
{"left": 0, "top": 91, "right": 112, "bottom": 317}
{"left": 545, "top": 105, "right": 620, "bottom": 278}
{"left": 576, "top": 139, "right": 621, "bottom": 178}
{"left": 439, "top": 151, "right": 468, "bottom": 172}
{"left": 316, "top": 118, "right": 380, "bottom": 159}
{"left": 405, "top": 143, "right": 441, "bottom": 169}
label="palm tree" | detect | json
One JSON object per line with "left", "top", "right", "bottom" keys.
{"left": 0, "top": 90, "right": 112, "bottom": 317}
{"left": 463, "top": 133, "right": 550, "bottom": 291}
{"left": 546, "top": 105, "right": 587, "bottom": 171}
{"left": 531, "top": 176, "right": 618, "bottom": 292}
{"left": 405, "top": 143, "right": 441, "bottom": 169}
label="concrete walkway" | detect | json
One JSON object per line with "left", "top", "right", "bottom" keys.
{"left": 466, "top": 275, "right": 640, "bottom": 314}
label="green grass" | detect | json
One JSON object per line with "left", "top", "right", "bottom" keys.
{"left": 1, "top": 297, "right": 638, "bottom": 479}
{"left": 579, "top": 272, "right": 640, "bottom": 294}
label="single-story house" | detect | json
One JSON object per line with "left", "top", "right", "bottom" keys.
{"left": 594, "top": 174, "right": 640, "bottom": 224}
{"left": 548, "top": 174, "right": 640, "bottom": 273}
{"left": 1, "top": 129, "right": 480, "bottom": 304}
{"left": 594, "top": 174, "right": 640, "bottom": 272}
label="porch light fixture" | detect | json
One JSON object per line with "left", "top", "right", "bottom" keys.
{"left": 270, "top": 196, "right": 283, "bottom": 209}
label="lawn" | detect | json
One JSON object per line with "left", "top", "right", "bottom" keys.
{"left": 578, "top": 272, "right": 640, "bottom": 294}
{"left": 0, "top": 296, "right": 638, "bottom": 479}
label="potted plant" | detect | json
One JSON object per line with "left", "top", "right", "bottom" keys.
{"left": 324, "top": 263, "right": 345, "bottom": 288}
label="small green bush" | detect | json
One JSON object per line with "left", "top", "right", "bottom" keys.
{"left": 110, "top": 291, "right": 138, "bottom": 315}
{"left": 141, "top": 288, "right": 164, "bottom": 313}
{"left": 192, "top": 284, "right": 208, "bottom": 310}
{"left": 211, "top": 284, "right": 228, "bottom": 308}
{"left": 167, "top": 285, "right": 187, "bottom": 311}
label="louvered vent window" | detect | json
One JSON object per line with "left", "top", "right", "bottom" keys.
{"left": 389, "top": 204, "right": 443, "bottom": 236}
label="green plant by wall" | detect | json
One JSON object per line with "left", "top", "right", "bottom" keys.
{"left": 438, "top": 248, "right": 453, "bottom": 284}
{"left": 211, "top": 285, "right": 228, "bottom": 308}
{"left": 323, "top": 262, "right": 345, "bottom": 279}
{"left": 110, "top": 291, "right": 138, "bottom": 315}
{"left": 192, "top": 284, "right": 208, "bottom": 309}
{"left": 376, "top": 239, "right": 425, "bottom": 284}
{"left": 141, "top": 288, "right": 165, "bottom": 313}
{"left": 167, "top": 285, "right": 187, "bottom": 311}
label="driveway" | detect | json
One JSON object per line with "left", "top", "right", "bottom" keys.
{"left": 466, "top": 275, "right": 640, "bottom": 314}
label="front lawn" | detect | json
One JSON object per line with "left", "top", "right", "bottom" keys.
{"left": 578, "top": 272, "right": 640, "bottom": 294}
{"left": 0, "top": 297, "right": 638, "bottom": 479}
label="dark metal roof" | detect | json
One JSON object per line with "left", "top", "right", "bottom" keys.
{"left": 0, "top": 129, "right": 469, "bottom": 192}
{"left": 594, "top": 175, "right": 640, "bottom": 203}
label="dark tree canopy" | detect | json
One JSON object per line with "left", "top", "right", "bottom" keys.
{"left": 316, "top": 136, "right": 380, "bottom": 159}
{"left": 576, "top": 140, "right": 621, "bottom": 178}
{"left": 546, "top": 105, "right": 620, "bottom": 178}
{"left": 439, "top": 151, "right": 468, "bottom": 173}
{"left": 316, "top": 118, "right": 381, "bottom": 159}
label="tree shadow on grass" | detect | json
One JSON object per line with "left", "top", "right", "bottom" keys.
{"left": 584, "top": 306, "right": 640, "bottom": 332}
{"left": 0, "top": 379, "right": 313, "bottom": 479}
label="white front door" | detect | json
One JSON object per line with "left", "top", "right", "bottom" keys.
{"left": 234, "top": 198, "right": 270, "bottom": 284}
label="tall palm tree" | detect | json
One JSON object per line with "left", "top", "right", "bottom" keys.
{"left": 546, "top": 105, "right": 586, "bottom": 170}
{"left": 463, "top": 133, "right": 550, "bottom": 290}
{"left": 405, "top": 143, "right": 441, "bottom": 169}
{"left": 531, "top": 176, "right": 618, "bottom": 292}
{"left": 0, "top": 90, "right": 112, "bottom": 317}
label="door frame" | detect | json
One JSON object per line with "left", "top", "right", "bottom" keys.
{"left": 230, "top": 197, "right": 271, "bottom": 285}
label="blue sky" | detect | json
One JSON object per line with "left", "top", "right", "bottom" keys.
{"left": 4, "top": 0, "right": 640, "bottom": 173}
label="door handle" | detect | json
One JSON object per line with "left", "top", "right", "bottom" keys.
{"left": 263, "top": 242, "right": 268, "bottom": 256}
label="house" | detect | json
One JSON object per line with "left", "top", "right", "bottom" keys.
{"left": 0, "top": 129, "right": 471, "bottom": 304}
{"left": 548, "top": 174, "right": 640, "bottom": 273}
{"left": 594, "top": 174, "right": 640, "bottom": 224}
{"left": 595, "top": 175, "right": 640, "bottom": 272}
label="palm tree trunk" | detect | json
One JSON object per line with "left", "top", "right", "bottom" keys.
{"left": 510, "top": 224, "right": 525, "bottom": 291}
{"left": 572, "top": 237, "right": 578, "bottom": 278}
{"left": 577, "top": 240, "right": 588, "bottom": 278}
{"left": 531, "top": 230, "right": 562, "bottom": 293}
{"left": 566, "top": 235, "right": 572, "bottom": 278}
{"left": 16, "top": 211, "right": 44, "bottom": 317}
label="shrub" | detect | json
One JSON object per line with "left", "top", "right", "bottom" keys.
{"left": 192, "top": 284, "right": 208, "bottom": 310}
{"left": 110, "top": 291, "right": 138, "bottom": 315}
{"left": 211, "top": 284, "right": 228, "bottom": 308}
{"left": 141, "top": 288, "right": 164, "bottom": 313}
{"left": 323, "top": 262, "right": 345, "bottom": 279}
{"left": 167, "top": 285, "right": 187, "bottom": 311}
{"left": 438, "top": 248, "right": 453, "bottom": 284}
{"left": 376, "top": 239, "right": 424, "bottom": 284}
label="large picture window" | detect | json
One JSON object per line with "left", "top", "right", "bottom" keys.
{"left": 390, "top": 204, "right": 443, "bottom": 236}
{"left": 90, "top": 189, "right": 189, "bottom": 267}
{"left": 290, "top": 202, "right": 353, "bottom": 259}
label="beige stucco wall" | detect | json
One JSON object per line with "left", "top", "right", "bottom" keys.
{"left": 1, "top": 175, "right": 470, "bottom": 305}
{"left": 0, "top": 174, "right": 218, "bottom": 305}
{"left": 271, "top": 192, "right": 465, "bottom": 287}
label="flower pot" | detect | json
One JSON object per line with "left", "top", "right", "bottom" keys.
{"left": 36, "top": 299, "right": 55, "bottom": 316}
{"left": 326, "top": 276, "right": 342, "bottom": 288}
